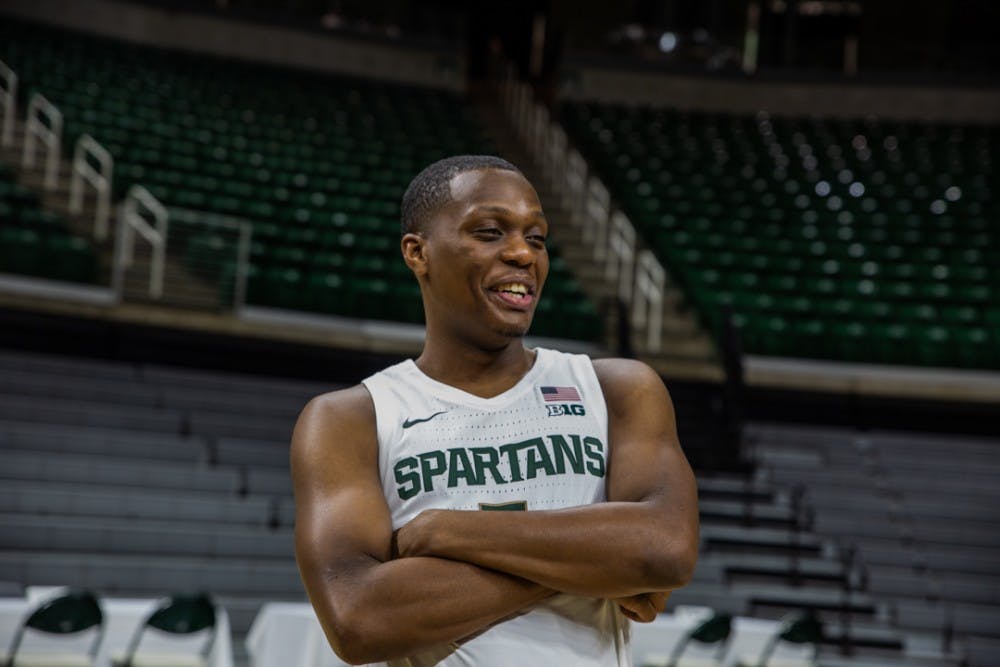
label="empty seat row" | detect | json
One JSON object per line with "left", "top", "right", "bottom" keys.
{"left": 1, "top": 18, "right": 602, "bottom": 339}
{"left": 0, "top": 552, "right": 302, "bottom": 596}
{"left": 0, "top": 513, "right": 293, "bottom": 560}
{"left": 0, "top": 450, "right": 241, "bottom": 495}
{"left": 0, "top": 481, "right": 290, "bottom": 528}
{"left": 0, "top": 166, "right": 100, "bottom": 284}
{"left": 752, "top": 422, "right": 1000, "bottom": 642}
{"left": 0, "top": 420, "right": 207, "bottom": 462}
{"left": 562, "top": 100, "right": 1000, "bottom": 366}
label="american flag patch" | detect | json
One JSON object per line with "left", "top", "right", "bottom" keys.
{"left": 539, "top": 386, "right": 581, "bottom": 402}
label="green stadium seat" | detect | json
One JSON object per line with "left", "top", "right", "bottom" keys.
{"left": 0, "top": 227, "right": 42, "bottom": 276}
{"left": 45, "top": 235, "right": 99, "bottom": 283}
{"left": 0, "top": 16, "right": 603, "bottom": 339}
{"left": 562, "top": 98, "right": 1000, "bottom": 366}
{"left": 915, "top": 325, "right": 954, "bottom": 367}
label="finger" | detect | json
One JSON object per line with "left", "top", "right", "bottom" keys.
{"left": 614, "top": 595, "right": 644, "bottom": 615}
{"left": 631, "top": 598, "right": 658, "bottom": 623}
{"left": 634, "top": 602, "right": 657, "bottom": 623}
{"left": 618, "top": 605, "right": 641, "bottom": 622}
{"left": 647, "top": 591, "right": 670, "bottom": 613}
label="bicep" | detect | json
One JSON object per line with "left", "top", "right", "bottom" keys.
{"left": 600, "top": 361, "right": 698, "bottom": 516}
{"left": 291, "top": 389, "right": 393, "bottom": 604}
{"left": 295, "top": 481, "right": 393, "bottom": 581}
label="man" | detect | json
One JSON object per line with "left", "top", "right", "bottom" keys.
{"left": 292, "top": 155, "right": 699, "bottom": 666}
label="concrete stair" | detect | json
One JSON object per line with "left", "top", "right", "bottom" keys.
{"left": 472, "top": 90, "right": 723, "bottom": 381}
{"left": 1, "top": 111, "right": 224, "bottom": 311}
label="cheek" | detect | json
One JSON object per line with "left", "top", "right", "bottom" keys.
{"left": 426, "top": 250, "right": 482, "bottom": 297}
{"left": 538, "top": 255, "right": 550, "bottom": 283}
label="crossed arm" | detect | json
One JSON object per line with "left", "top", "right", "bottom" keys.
{"left": 292, "top": 358, "right": 699, "bottom": 665}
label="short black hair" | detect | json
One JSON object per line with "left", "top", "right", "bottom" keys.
{"left": 401, "top": 155, "right": 522, "bottom": 235}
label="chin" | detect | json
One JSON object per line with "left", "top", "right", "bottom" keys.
{"left": 494, "top": 326, "right": 528, "bottom": 339}
{"left": 490, "top": 319, "right": 532, "bottom": 339}
{"left": 479, "top": 303, "right": 535, "bottom": 340}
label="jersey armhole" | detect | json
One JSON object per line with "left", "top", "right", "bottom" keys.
{"left": 577, "top": 354, "right": 610, "bottom": 442}
{"left": 359, "top": 375, "right": 397, "bottom": 477}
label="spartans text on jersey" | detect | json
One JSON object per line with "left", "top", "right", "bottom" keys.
{"left": 394, "top": 434, "right": 606, "bottom": 500}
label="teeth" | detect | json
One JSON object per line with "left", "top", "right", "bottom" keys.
{"left": 496, "top": 282, "right": 528, "bottom": 295}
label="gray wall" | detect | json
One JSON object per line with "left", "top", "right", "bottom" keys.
{"left": 0, "top": 0, "right": 464, "bottom": 91}
{"left": 560, "top": 65, "right": 1000, "bottom": 122}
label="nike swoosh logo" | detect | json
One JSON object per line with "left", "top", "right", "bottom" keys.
{"left": 402, "top": 411, "right": 448, "bottom": 429}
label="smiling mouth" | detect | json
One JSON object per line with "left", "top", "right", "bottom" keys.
{"left": 487, "top": 282, "right": 535, "bottom": 309}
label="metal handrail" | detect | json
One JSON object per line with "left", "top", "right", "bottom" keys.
{"left": 545, "top": 125, "right": 567, "bottom": 191}
{"left": 0, "top": 58, "right": 16, "bottom": 148}
{"left": 495, "top": 57, "right": 665, "bottom": 353}
{"left": 170, "top": 207, "right": 253, "bottom": 312}
{"left": 565, "top": 150, "right": 588, "bottom": 224}
{"left": 531, "top": 104, "right": 548, "bottom": 160}
{"left": 517, "top": 83, "right": 530, "bottom": 141}
{"left": 70, "top": 134, "right": 114, "bottom": 241}
{"left": 607, "top": 211, "right": 636, "bottom": 304}
{"left": 519, "top": 83, "right": 535, "bottom": 145}
{"left": 234, "top": 218, "right": 251, "bottom": 312}
{"left": 634, "top": 250, "right": 665, "bottom": 353}
{"left": 115, "top": 185, "right": 168, "bottom": 299}
{"left": 22, "top": 93, "right": 62, "bottom": 190}
{"left": 510, "top": 82, "right": 524, "bottom": 138}
{"left": 584, "top": 179, "right": 610, "bottom": 260}
{"left": 500, "top": 62, "right": 517, "bottom": 113}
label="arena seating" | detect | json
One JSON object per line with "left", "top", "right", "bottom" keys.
{"left": 0, "top": 18, "right": 601, "bottom": 341}
{"left": 560, "top": 101, "right": 999, "bottom": 367}
{"left": 750, "top": 422, "right": 1000, "bottom": 663}
{"left": 2, "top": 346, "right": 959, "bottom": 664}
{"left": 1, "top": 8, "right": 995, "bottom": 666}
{"left": 0, "top": 348, "right": 321, "bottom": 645}
{"left": 0, "top": 161, "right": 98, "bottom": 284}
{"left": 0, "top": 349, "right": 669, "bottom": 613}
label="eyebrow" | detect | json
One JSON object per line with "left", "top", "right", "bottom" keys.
{"left": 465, "top": 205, "right": 547, "bottom": 221}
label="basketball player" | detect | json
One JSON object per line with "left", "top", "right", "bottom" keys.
{"left": 292, "top": 156, "right": 699, "bottom": 666}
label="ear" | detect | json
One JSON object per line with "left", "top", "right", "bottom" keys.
{"left": 401, "top": 232, "right": 428, "bottom": 277}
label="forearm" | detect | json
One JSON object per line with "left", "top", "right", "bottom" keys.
{"left": 399, "top": 502, "right": 697, "bottom": 598}
{"left": 308, "top": 553, "right": 552, "bottom": 664}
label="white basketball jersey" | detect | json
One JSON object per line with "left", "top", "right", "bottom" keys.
{"left": 361, "top": 347, "right": 631, "bottom": 667}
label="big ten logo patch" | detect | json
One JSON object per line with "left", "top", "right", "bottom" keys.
{"left": 546, "top": 403, "right": 586, "bottom": 417}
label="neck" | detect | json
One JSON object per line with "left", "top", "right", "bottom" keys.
{"left": 416, "top": 323, "right": 535, "bottom": 398}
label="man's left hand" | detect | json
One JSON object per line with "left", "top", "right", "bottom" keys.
{"left": 614, "top": 592, "right": 670, "bottom": 622}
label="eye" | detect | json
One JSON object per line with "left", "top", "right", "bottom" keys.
{"left": 473, "top": 227, "right": 503, "bottom": 239}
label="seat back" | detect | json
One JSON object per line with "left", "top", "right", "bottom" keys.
{"left": 117, "top": 594, "right": 216, "bottom": 667}
{"left": 146, "top": 594, "right": 215, "bottom": 635}
{"left": 778, "top": 612, "right": 822, "bottom": 645}
{"left": 667, "top": 612, "right": 732, "bottom": 667}
{"left": 6, "top": 590, "right": 104, "bottom": 665}
{"left": 754, "top": 611, "right": 823, "bottom": 667}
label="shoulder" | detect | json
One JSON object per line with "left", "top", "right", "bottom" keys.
{"left": 291, "top": 384, "right": 377, "bottom": 468}
{"left": 591, "top": 357, "right": 668, "bottom": 396}
{"left": 590, "top": 358, "right": 673, "bottom": 417}
{"left": 297, "top": 384, "right": 376, "bottom": 430}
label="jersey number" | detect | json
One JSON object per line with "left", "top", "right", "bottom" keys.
{"left": 479, "top": 501, "right": 527, "bottom": 511}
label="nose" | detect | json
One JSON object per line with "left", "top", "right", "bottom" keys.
{"left": 499, "top": 233, "right": 535, "bottom": 267}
